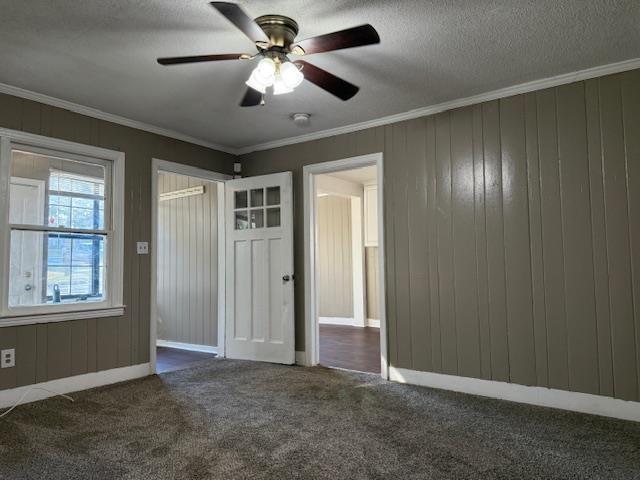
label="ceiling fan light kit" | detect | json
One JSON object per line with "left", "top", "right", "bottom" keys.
{"left": 245, "top": 57, "right": 304, "bottom": 96}
{"left": 157, "top": 2, "right": 380, "bottom": 107}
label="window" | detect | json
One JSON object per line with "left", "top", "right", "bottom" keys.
{"left": 233, "top": 186, "right": 281, "bottom": 230}
{"left": 0, "top": 129, "right": 124, "bottom": 324}
{"left": 44, "top": 172, "right": 106, "bottom": 303}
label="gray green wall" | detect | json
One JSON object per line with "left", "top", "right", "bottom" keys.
{"left": 241, "top": 69, "right": 640, "bottom": 402}
{"left": 0, "top": 93, "right": 234, "bottom": 391}
{"left": 157, "top": 173, "right": 219, "bottom": 347}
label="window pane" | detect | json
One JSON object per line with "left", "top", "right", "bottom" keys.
{"left": 266, "top": 207, "right": 281, "bottom": 227}
{"left": 250, "top": 188, "right": 264, "bottom": 207}
{"left": 234, "top": 190, "right": 248, "bottom": 209}
{"left": 70, "top": 207, "right": 95, "bottom": 229}
{"left": 250, "top": 209, "right": 264, "bottom": 229}
{"left": 235, "top": 211, "right": 249, "bottom": 230}
{"left": 48, "top": 205, "right": 71, "bottom": 228}
{"left": 8, "top": 230, "right": 106, "bottom": 307}
{"left": 10, "top": 149, "right": 106, "bottom": 230}
{"left": 266, "top": 187, "right": 280, "bottom": 205}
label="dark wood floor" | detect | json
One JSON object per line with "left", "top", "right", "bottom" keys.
{"left": 156, "top": 346, "right": 216, "bottom": 374}
{"left": 319, "top": 324, "right": 380, "bottom": 374}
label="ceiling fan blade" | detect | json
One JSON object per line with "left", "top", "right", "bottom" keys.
{"left": 240, "top": 88, "right": 263, "bottom": 107}
{"left": 296, "top": 61, "right": 359, "bottom": 101}
{"left": 210, "top": 2, "right": 270, "bottom": 44}
{"left": 157, "top": 53, "right": 247, "bottom": 65}
{"left": 292, "top": 24, "right": 380, "bottom": 55}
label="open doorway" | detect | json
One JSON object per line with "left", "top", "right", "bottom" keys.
{"left": 150, "top": 160, "right": 229, "bottom": 374}
{"left": 303, "top": 153, "right": 387, "bottom": 377}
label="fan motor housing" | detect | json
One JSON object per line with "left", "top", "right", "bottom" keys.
{"left": 255, "top": 15, "right": 299, "bottom": 47}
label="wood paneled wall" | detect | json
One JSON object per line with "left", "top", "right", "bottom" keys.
{"left": 0, "top": 93, "right": 233, "bottom": 390}
{"left": 241, "top": 69, "right": 640, "bottom": 401}
{"left": 317, "top": 195, "right": 353, "bottom": 318}
{"left": 365, "top": 247, "right": 380, "bottom": 320}
{"left": 157, "top": 173, "right": 218, "bottom": 347}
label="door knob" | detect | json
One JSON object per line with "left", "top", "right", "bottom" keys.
{"left": 282, "top": 275, "right": 292, "bottom": 282}
{"left": 24, "top": 284, "right": 33, "bottom": 291}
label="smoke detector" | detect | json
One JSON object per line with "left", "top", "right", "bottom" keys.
{"left": 291, "top": 113, "right": 311, "bottom": 127}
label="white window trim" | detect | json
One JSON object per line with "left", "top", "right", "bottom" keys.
{"left": 0, "top": 128, "right": 125, "bottom": 326}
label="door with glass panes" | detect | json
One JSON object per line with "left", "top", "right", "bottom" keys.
{"left": 225, "top": 172, "right": 294, "bottom": 364}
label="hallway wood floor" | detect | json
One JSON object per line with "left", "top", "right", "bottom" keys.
{"left": 319, "top": 324, "right": 380, "bottom": 373}
{"left": 156, "top": 346, "right": 216, "bottom": 373}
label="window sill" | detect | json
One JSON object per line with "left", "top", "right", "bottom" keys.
{"left": 0, "top": 306, "right": 125, "bottom": 327}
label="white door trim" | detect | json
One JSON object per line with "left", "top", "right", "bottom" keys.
{"left": 150, "top": 159, "right": 230, "bottom": 374}
{"left": 303, "top": 152, "right": 388, "bottom": 379}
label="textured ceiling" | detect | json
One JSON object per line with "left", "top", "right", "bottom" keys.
{"left": 1, "top": 1, "right": 639, "bottom": 151}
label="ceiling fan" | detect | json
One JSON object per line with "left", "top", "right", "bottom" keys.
{"left": 157, "top": 2, "right": 380, "bottom": 106}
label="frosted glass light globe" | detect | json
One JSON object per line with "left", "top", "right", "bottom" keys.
{"left": 256, "top": 57, "right": 276, "bottom": 78}
{"left": 280, "top": 62, "right": 304, "bottom": 89}
{"left": 273, "top": 76, "right": 294, "bottom": 95}
{"left": 246, "top": 71, "right": 267, "bottom": 93}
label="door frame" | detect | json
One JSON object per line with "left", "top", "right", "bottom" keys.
{"left": 150, "top": 159, "right": 231, "bottom": 374}
{"left": 302, "top": 152, "right": 388, "bottom": 379}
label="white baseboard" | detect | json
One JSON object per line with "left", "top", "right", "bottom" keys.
{"left": 295, "top": 351, "right": 309, "bottom": 366}
{"left": 367, "top": 319, "right": 380, "bottom": 328}
{"left": 0, "top": 363, "right": 151, "bottom": 409}
{"left": 319, "top": 316, "right": 366, "bottom": 327}
{"left": 156, "top": 340, "right": 218, "bottom": 354}
{"left": 389, "top": 367, "right": 640, "bottom": 423}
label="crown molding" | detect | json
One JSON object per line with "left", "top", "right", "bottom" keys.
{"left": 0, "top": 82, "right": 237, "bottom": 155}
{"left": 1, "top": 57, "right": 638, "bottom": 158}
{"left": 236, "top": 57, "right": 640, "bottom": 155}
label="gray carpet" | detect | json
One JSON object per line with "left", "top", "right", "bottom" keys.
{"left": 1, "top": 359, "right": 639, "bottom": 479}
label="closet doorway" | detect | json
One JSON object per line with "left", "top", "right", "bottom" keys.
{"left": 150, "top": 160, "right": 229, "bottom": 373}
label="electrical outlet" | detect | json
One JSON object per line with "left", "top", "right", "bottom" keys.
{"left": 1, "top": 349, "right": 15, "bottom": 368}
{"left": 136, "top": 242, "right": 149, "bottom": 255}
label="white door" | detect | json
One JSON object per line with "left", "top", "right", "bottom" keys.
{"left": 225, "top": 172, "right": 294, "bottom": 364}
{"left": 9, "top": 177, "right": 45, "bottom": 306}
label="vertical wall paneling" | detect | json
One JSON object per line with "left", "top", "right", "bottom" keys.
{"left": 383, "top": 124, "right": 398, "bottom": 366}
{"left": 482, "top": 100, "right": 510, "bottom": 382}
{"left": 621, "top": 70, "right": 640, "bottom": 400}
{"left": 585, "top": 78, "right": 614, "bottom": 397}
{"left": 472, "top": 104, "right": 492, "bottom": 380}
{"left": 524, "top": 92, "right": 549, "bottom": 388}
{"left": 556, "top": 82, "right": 599, "bottom": 395}
{"left": 435, "top": 113, "right": 458, "bottom": 375}
{"left": 425, "top": 117, "right": 442, "bottom": 372}
{"left": 156, "top": 173, "right": 218, "bottom": 347}
{"left": 317, "top": 195, "right": 354, "bottom": 319}
{"left": 0, "top": 93, "right": 233, "bottom": 391}
{"left": 500, "top": 96, "right": 537, "bottom": 386}
{"left": 537, "top": 89, "right": 570, "bottom": 390}
{"left": 451, "top": 107, "right": 481, "bottom": 379}
{"left": 365, "top": 247, "right": 380, "bottom": 320}
{"left": 406, "top": 118, "right": 430, "bottom": 371}
{"left": 600, "top": 74, "right": 638, "bottom": 401}
{"left": 392, "top": 122, "right": 413, "bottom": 369}
{"left": 241, "top": 69, "right": 640, "bottom": 402}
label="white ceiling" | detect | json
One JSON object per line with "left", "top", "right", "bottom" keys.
{"left": 1, "top": 1, "right": 639, "bottom": 151}
{"left": 328, "top": 166, "right": 377, "bottom": 186}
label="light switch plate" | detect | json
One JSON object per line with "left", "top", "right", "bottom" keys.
{"left": 136, "top": 242, "right": 149, "bottom": 255}
{"left": 1, "top": 349, "right": 15, "bottom": 368}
